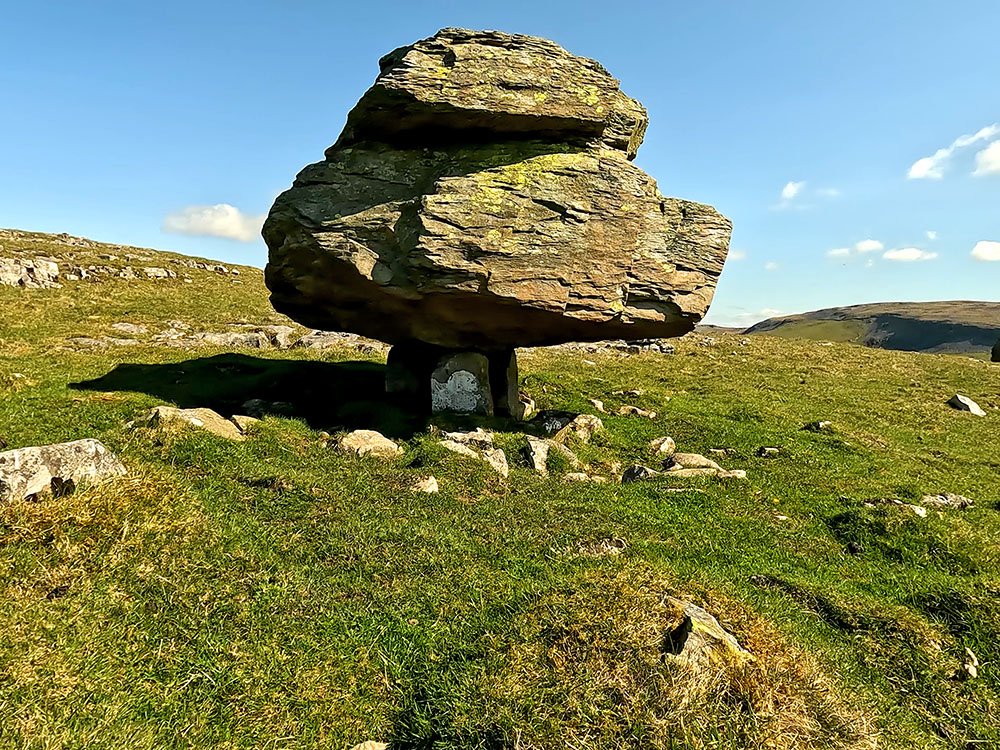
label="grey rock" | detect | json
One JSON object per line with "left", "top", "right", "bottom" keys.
{"left": 522, "top": 436, "right": 550, "bottom": 475}
{"left": 0, "top": 257, "right": 60, "bottom": 288}
{"left": 336, "top": 429, "right": 403, "bottom": 458}
{"left": 0, "top": 439, "right": 127, "bottom": 502}
{"left": 263, "top": 28, "right": 732, "bottom": 352}
{"left": 135, "top": 406, "right": 246, "bottom": 441}
{"left": 111, "top": 322, "right": 147, "bottom": 335}
{"left": 921, "top": 493, "right": 974, "bottom": 509}
{"left": 622, "top": 464, "right": 660, "bottom": 483}
{"left": 663, "top": 598, "right": 750, "bottom": 667}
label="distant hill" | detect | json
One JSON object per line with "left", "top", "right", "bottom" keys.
{"left": 746, "top": 301, "right": 1000, "bottom": 355}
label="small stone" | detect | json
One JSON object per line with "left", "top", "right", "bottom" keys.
{"left": 588, "top": 398, "right": 606, "bottom": 413}
{"left": 718, "top": 469, "right": 747, "bottom": 479}
{"left": 336, "top": 430, "right": 403, "bottom": 458}
{"left": 349, "top": 742, "right": 388, "bottom": 750}
{"left": 518, "top": 393, "right": 536, "bottom": 419}
{"left": 110, "top": 322, "right": 147, "bottom": 335}
{"left": 612, "top": 388, "right": 644, "bottom": 397}
{"left": 563, "top": 472, "right": 595, "bottom": 482}
{"left": 961, "top": 648, "right": 979, "bottom": 680}
{"left": 136, "top": 406, "right": 245, "bottom": 441}
{"left": 522, "top": 437, "right": 550, "bottom": 475}
{"left": 618, "top": 405, "right": 656, "bottom": 419}
{"left": 663, "top": 598, "right": 750, "bottom": 667}
{"left": 411, "top": 475, "right": 439, "bottom": 493}
{"left": 439, "top": 440, "right": 507, "bottom": 477}
{"left": 803, "top": 420, "right": 833, "bottom": 432}
{"left": 481, "top": 448, "right": 510, "bottom": 478}
{"left": 440, "top": 428, "right": 494, "bottom": 449}
{"left": 649, "top": 436, "right": 676, "bottom": 456}
{"left": 0, "top": 439, "right": 127, "bottom": 502}
{"left": 667, "top": 467, "right": 721, "bottom": 478}
{"left": 756, "top": 447, "right": 780, "bottom": 458}
{"left": 920, "top": 493, "right": 974, "bottom": 509}
{"left": 666, "top": 453, "right": 723, "bottom": 471}
{"left": 948, "top": 394, "right": 986, "bottom": 417}
{"left": 576, "top": 537, "right": 627, "bottom": 557}
{"left": 622, "top": 464, "right": 660, "bottom": 483}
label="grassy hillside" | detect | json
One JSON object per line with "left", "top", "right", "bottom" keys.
{"left": 2, "top": 231, "right": 1000, "bottom": 749}
{"left": 746, "top": 301, "right": 1000, "bottom": 356}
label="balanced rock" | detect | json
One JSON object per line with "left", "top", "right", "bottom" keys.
{"left": 0, "top": 439, "right": 127, "bottom": 502}
{"left": 264, "top": 28, "right": 732, "bottom": 415}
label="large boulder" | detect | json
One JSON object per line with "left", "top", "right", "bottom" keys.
{"left": 263, "top": 28, "right": 732, "bottom": 414}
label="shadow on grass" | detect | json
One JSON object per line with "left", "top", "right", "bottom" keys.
{"left": 71, "top": 353, "right": 428, "bottom": 438}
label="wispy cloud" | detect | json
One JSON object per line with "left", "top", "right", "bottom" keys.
{"left": 855, "top": 239, "right": 883, "bottom": 253}
{"left": 883, "top": 247, "right": 938, "bottom": 262}
{"left": 764, "top": 261, "right": 780, "bottom": 271}
{"left": 971, "top": 240, "right": 1000, "bottom": 261}
{"left": 908, "top": 123, "right": 1000, "bottom": 179}
{"left": 926, "top": 230, "right": 937, "bottom": 240}
{"left": 728, "top": 249, "right": 747, "bottom": 261}
{"left": 974, "top": 140, "right": 1000, "bottom": 176}
{"left": 163, "top": 204, "right": 265, "bottom": 242}
{"left": 827, "top": 247, "right": 850, "bottom": 258}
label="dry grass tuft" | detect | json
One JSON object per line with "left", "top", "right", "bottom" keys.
{"left": 486, "top": 567, "right": 877, "bottom": 749}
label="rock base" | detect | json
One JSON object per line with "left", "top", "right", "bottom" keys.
{"left": 386, "top": 342, "right": 522, "bottom": 418}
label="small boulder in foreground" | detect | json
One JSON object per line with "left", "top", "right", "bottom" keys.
{"left": 948, "top": 394, "right": 986, "bottom": 416}
{"left": 336, "top": 430, "right": 404, "bottom": 458}
{"left": 0, "top": 439, "right": 126, "bottom": 502}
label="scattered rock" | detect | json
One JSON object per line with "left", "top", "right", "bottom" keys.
{"left": 522, "top": 436, "right": 550, "bottom": 475}
{"left": 439, "top": 437, "right": 508, "bottom": 477}
{"left": 649, "top": 436, "right": 676, "bottom": 456}
{"left": 0, "top": 439, "right": 127, "bottom": 502}
{"left": 666, "top": 467, "right": 722, "bottom": 479}
{"left": 518, "top": 393, "right": 536, "bottom": 419}
{"left": 588, "top": 398, "right": 606, "bottom": 413}
{"left": 622, "top": 464, "right": 660, "bottom": 483}
{"left": 920, "top": 493, "right": 974, "bottom": 509}
{"left": 612, "top": 388, "right": 644, "bottom": 397}
{"left": 440, "top": 428, "right": 494, "bottom": 450}
{"left": 336, "top": 430, "right": 403, "bottom": 458}
{"left": 863, "top": 497, "right": 928, "bottom": 517}
{"left": 563, "top": 472, "right": 593, "bottom": 482}
{"left": 411, "top": 475, "right": 439, "bottom": 493}
{"left": 135, "top": 406, "right": 246, "bottom": 441}
{"left": 666, "top": 453, "right": 723, "bottom": 471}
{"left": 756, "top": 446, "right": 780, "bottom": 458}
{"left": 576, "top": 537, "right": 627, "bottom": 557}
{"left": 663, "top": 597, "right": 750, "bottom": 667}
{"left": 481, "top": 447, "right": 510, "bottom": 478}
{"left": 618, "top": 405, "right": 656, "bottom": 419}
{"left": 948, "top": 394, "right": 986, "bottom": 417}
{"left": 349, "top": 742, "right": 388, "bottom": 750}
{"left": 0, "top": 257, "right": 60, "bottom": 288}
{"left": 190, "top": 331, "right": 272, "bottom": 348}
{"left": 110, "top": 322, "right": 147, "bottom": 335}
{"left": 803, "top": 420, "right": 833, "bottom": 432}
{"left": 960, "top": 648, "right": 979, "bottom": 680}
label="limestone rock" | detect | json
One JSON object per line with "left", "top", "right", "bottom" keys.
{"left": 664, "top": 598, "right": 750, "bottom": 668}
{"left": 522, "top": 436, "right": 550, "bottom": 475}
{"left": 0, "top": 257, "right": 60, "bottom": 288}
{"left": 136, "top": 406, "right": 246, "bottom": 441}
{"left": 111, "top": 322, "right": 147, "bottom": 335}
{"left": 336, "top": 429, "right": 403, "bottom": 458}
{"left": 229, "top": 415, "right": 260, "bottom": 434}
{"left": 411, "top": 475, "right": 439, "bottom": 493}
{"left": 618, "top": 405, "right": 656, "bottom": 419}
{"left": 263, "top": 28, "right": 732, "bottom": 352}
{"left": 0, "top": 439, "right": 127, "bottom": 502}
{"left": 948, "top": 394, "right": 986, "bottom": 416}
{"left": 921, "top": 493, "right": 974, "bottom": 509}
{"left": 438, "top": 437, "right": 508, "bottom": 477}
{"left": 649, "top": 436, "right": 676, "bottom": 455}
{"left": 803, "top": 420, "right": 834, "bottom": 432}
{"left": 666, "top": 453, "right": 723, "bottom": 471}
{"left": 440, "top": 427, "right": 494, "bottom": 450}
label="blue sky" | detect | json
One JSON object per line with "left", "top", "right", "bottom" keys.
{"left": 1, "top": 0, "right": 997, "bottom": 326}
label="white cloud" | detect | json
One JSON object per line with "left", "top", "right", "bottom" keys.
{"left": 908, "top": 123, "right": 1000, "bottom": 179}
{"left": 855, "top": 239, "right": 884, "bottom": 253}
{"left": 827, "top": 247, "right": 850, "bottom": 257}
{"left": 974, "top": 140, "right": 1000, "bottom": 176}
{"left": 781, "top": 181, "right": 805, "bottom": 200}
{"left": 926, "top": 230, "right": 937, "bottom": 240}
{"left": 728, "top": 249, "right": 747, "bottom": 261}
{"left": 163, "top": 204, "right": 265, "bottom": 242}
{"left": 816, "top": 187, "right": 841, "bottom": 198}
{"left": 971, "top": 240, "right": 1000, "bottom": 261}
{"left": 883, "top": 247, "right": 938, "bottom": 262}
{"left": 764, "top": 261, "right": 780, "bottom": 271}
{"left": 760, "top": 308, "right": 782, "bottom": 316}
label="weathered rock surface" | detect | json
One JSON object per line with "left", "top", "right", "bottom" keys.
{"left": 1, "top": 257, "right": 60, "bottom": 288}
{"left": 438, "top": 429, "right": 508, "bottom": 477}
{"left": 663, "top": 598, "right": 750, "bottom": 668}
{"left": 948, "top": 393, "right": 986, "bottom": 416}
{"left": 135, "top": 406, "right": 248, "bottom": 441}
{"left": 336, "top": 429, "right": 404, "bottom": 458}
{"left": 0, "top": 439, "right": 126, "bottom": 502}
{"left": 263, "top": 28, "right": 732, "bottom": 354}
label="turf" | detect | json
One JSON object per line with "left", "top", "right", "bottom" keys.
{"left": 1, "top": 231, "right": 999, "bottom": 749}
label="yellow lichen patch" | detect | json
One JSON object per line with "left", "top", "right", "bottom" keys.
{"left": 533, "top": 91, "right": 548, "bottom": 104}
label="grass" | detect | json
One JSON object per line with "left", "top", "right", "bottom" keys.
{"left": 1, "top": 231, "right": 1000, "bottom": 748}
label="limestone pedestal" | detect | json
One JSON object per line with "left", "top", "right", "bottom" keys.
{"left": 386, "top": 342, "right": 523, "bottom": 418}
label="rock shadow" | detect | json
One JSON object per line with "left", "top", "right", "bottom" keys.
{"left": 70, "top": 353, "right": 428, "bottom": 439}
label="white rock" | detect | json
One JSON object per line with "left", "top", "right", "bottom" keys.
{"left": 649, "top": 436, "right": 676, "bottom": 455}
{"left": 336, "top": 430, "right": 403, "bottom": 458}
{"left": 0, "top": 439, "right": 127, "bottom": 502}
{"left": 411, "top": 476, "right": 439, "bottom": 493}
{"left": 948, "top": 394, "right": 986, "bottom": 416}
